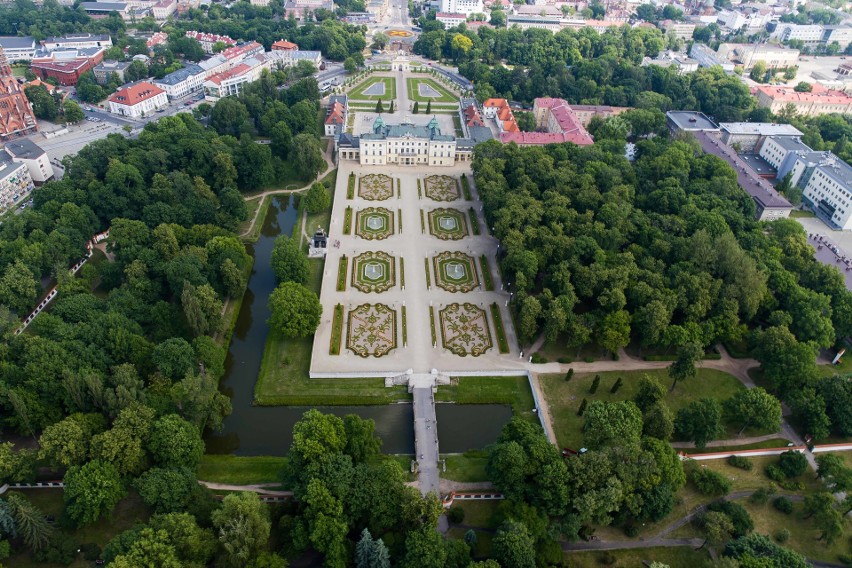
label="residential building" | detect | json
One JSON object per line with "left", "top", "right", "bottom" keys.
{"left": 79, "top": 2, "right": 137, "bottom": 20}
{"left": 661, "top": 19, "right": 695, "bottom": 40}
{"left": 693, "top": 131, "right": 793, "bottom": 221}
{"left": 665, "top": 110, "right": 720, "bottom": 133}
{"left": 716, "top": 8, "right": 771, "bottom": 32}
{"left": 366, "top": 0, "right": 388, "bottom": 20}
{"left": 4, "top": 138, "right": 53, "bottom": 184}
{"left": 276, "top": 49, "right": 323, "bottom": 68}
{"left": 439, "top": 0, "right": 483, "bottom": 16}
{"left": 0, "top": 47, "right": 36, "bottom": 140}
{"left": 338, "top": 116, "right": 471, "bottom": 166}
{"left": 42, "top": 33, "right": 112, "bottom": 51}
{"left": 689, "top": 42, "right": 736, "bottom": 73}
{"left": 30, "top": 47, "right": 105, "bottom": 86}
{"left": 788, "top": 151, "right": 852, "bottom": 229}
{"left": 324, "top": 95, "right": 347, "bottom": 137}
{"left": 284, "top": 0, "right": 334, "bottom": 21}
{"left": 147, "top": 31, "right": 169, "bottom": 50}
{"left": 0, "top": 37, "right": 37, "bottom": 62}
{"left": 202, "top": 51, "right": 286, "bottom": 101}
{"left": 93, "top": 60, "right": 132, "bottom": 84}
{"left": 482, "top": 98, "right": 518, "bottom": 132}
{"left": 755, "top": 83, "right": 852, "bottom": 116}
{"left": 642, "top": 51, "right": 699, "bottom": 74}
{"left": 716, "top": 43, "right": 799, "bottom": 70}
{"left": 719, "top": 122, "right": 803, "bottom": 151}
{"left": 570, "top": 104, "right": 630, "bottom": 126}
{"left": 250, "top": 0, "right": 270, "bottom": 5}
{"left": 152, "top": 0, "right": 176, "bottom": 19}
{"left": 773, "top": 23, "right": 824, "bottom": 45}
{"left": 507, "top": 15, "right": 563, "bottom": 31}
{"left": 459, "top": 98, "right": 484, "bottom": 137}
{"left": 185, "top": 31, "right": 235, "bottom": 54}
{"left": 108, "top": 81, "right": 168, "bottom": 118}
{"left": 0, "top": 150, "right": 33, "bottom": 213}
{"left": 499, "top": 97, "right": 593, "bottom": 146}
{"left": 271, "top": 40, "right": 299, "bottom": 51}
{"left": 436, "top": 12, "right": 467, "bottom": 27}
{"left": 153, "top": 63, "right": 205, "bottom": 99}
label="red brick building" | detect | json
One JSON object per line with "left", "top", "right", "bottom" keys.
{"left": 30, "top": 47, "right": 105, "bottom": 86}
{"left": 0, "top": 47, "right": 37, "bottom": 140}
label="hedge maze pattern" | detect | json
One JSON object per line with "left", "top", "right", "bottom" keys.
{"left": 359, "top": 174, "right": 394, "bottom": 201}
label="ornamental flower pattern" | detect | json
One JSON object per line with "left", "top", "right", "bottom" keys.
{"left": 427, "top": 208, "right": 467, "bottom": 240}
{"left": 355, "top": 207, "right": 394, "bottom": 240}
{"left": 359, "top": 174, "right": 394, "bottom": 201}
{"left": 439, "top": 302, "right": 493, "bottom": 357}
{"left": 347, "top": 303, "right": 397, "bottom": 357}
{"left": 423, "top": 175, "right": 460, "bottom": 202}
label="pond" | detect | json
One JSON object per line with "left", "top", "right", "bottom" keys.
{"left": 205, "top": 195, "right": 512, "bottom": 456}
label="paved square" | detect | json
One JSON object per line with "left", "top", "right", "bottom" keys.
{"left": 311, "top": 161, "right": 523, "bottom": 377}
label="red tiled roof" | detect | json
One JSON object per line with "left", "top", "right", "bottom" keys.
{"left": 756, "top": 83, "right": 852, "bottom": 105}
{"left": 108, "top": 81, "right": 164, "bottom": 105}
{"left": 500, "top": 131, "right": 594, "bottom": 146}
{"left": 272, "top": 40, "right": 298, "bottom": 50}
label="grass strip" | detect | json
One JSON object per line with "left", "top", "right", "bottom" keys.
{"left": 400, "top": 257, "right": 406, "bottom": 288}
{"left": 330, "top": 303, "right": 344, "bottom": 355}
{"left": 490, "top": 303, "right": 510, "bottom": 354}
{"left": 430, "top": 306, "right": 437, "bottom": 346}
{"left": 461, "top": 174, "right": 472, "bottom": 201}
{"left": 468, "top": 207, "right": 480, "bottom": 235}
{"left": 424, "top": 257, "right": 431, "bottom": 288}
{"left": 420, "top": 209, "right": 425, "bottom": 233}
{"left": 402, "top": 305, "right": 408, "bottom": 346}
{"left": 343, "top": 206, "right": 352, "bottom": 234}
{"left": 417, "top": 179, "right": 422, "bottom": 199}
{"left": 480, "top": 255, "right": 494, "bottom": 291}
{"left": 397, "top": 178, "right": 401, "bottom": 198}
{"left": 197, "top": 455, "right": 287, "bottom": 485}
{"left": 347, "top": 173, "right": 355, "bottom": 199}
{"left": 398, "top": 209, "right": 403, "bottom": 233}
{"left": 337, "top": 255, "right": 348, "bottom": 291}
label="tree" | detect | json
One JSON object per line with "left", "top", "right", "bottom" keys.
{"left": 267, "top": 282, "right": 321, "bottom": 339}
{"left": 212, "top": 492, "right": 271, "bottom": 568}
{"left": 271, "top": 236, "right": 309, "bottom": 284}
{"left": 375, "top": 99, "right": 384, "bottom": 113}
{"left": 674, "top": 398, "right": 724, "bottom": 448}
{"left": 778, "top": 450, "right": 808, "bottom": 478}
{"left": 389, "top": 100, "right": 394, "bottom": 113}
{"left": 725, "top": 534, "right": 808, "bottom": 568}
{"left": 62, "top": 99, "right": 85, "bottom": 124}
{"left": 355, "top": 528, "right": 390, "bottom": 568}
{"left": 151, "top": 338, "right": 195, "bottom": 381}
{"left": 373, "top": 32, "right": 389, "bottom": 49}
{"left": 426, "top": 100, "right": 432, "bottom": 114}
{"left": 750, "top": 61, "right": 767, "bottom": 82}
{"left": 38, "top": 414, "right": 102, "bottom": 468}
{"left": 401, "top": 525, "right": 447, "bottom": 568}
{"left": 794, "top": 81, "right": 812, "bottom": 92}
{"left": 76, "top": 72, "right": 105, "bottom": 103}
{"left": 109, "top": 527, "right": 182, "bottom": 568}
{"left": 582, "top": 400, "right": 643, "bottom": 449}
{"left": 700, "top": 510, "right": 734, "bottom": 549}
{"left": 5, "top": 493, "right": 53, "bottom": 552}
{"left": 210, "top": 97, "right": 250, "bottom": 137}
{"left": 64, "top": 460, "right": 127, "bottom": 527}
{"left": 724, "top": 388, "right": 781, "bottom": 435}
{"left": 0, "top": 259, "right": 38, "bottom": 313}
{"left": 303, "top": 182, "right": 330, "bottom": 215}
{"left": 668, "top": 342, "right": 702, "bottom": 391}
{"left": 148, "top": 414, "right": 204, "bottom": 469}
{"left": 413, "top": 101, "right": 419, "bottom": 114}
{"left": 635, "top": 374, "right": 666, "bottom": 412}
{"left": 133, "top": 467, "right": 197, "bottom": 513}
{"left": 643, "top": 401, "right": 674, "bottom": 440}
{"left": 124, "top": 60, "right": 149, "bottom": 82}
{"left": 492, "top": 521, "right": 535, "bottom": 568}
{"left": 181, "top": 282, "right": 222, "bottom": 337}
{"left": 343, "top": 414, "right": 381, "bottom": 464}
{"left": 25, "top": 85, "right": 57, "bottom": 121}
{"left": 290, "top": 133, "right": 325, "bottom": 180}
{"left": 691, "top": 468, "right": 731, "bottom": 495}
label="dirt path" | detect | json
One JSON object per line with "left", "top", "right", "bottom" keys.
{"left": 670, "top": 432, "right": 790, "bottom": 449}
{"left": 529, "top": 372, "right": 558, "bottom": 445}
{"left": 198, "top": 481, "right": 293, "bottom": 496}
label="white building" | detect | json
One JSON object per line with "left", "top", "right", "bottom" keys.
{"left": 338, "top": 116, "right": 471, "bottom": 166}
{"left": 773, "top": 23, "right": 824, "bottom": 45}
{"left": 184, "top": 31, "right": 236, "bottom": 55}
{"left": 0, "top": 37, "right": 37, "bottom": 62}
{"left": 716, "top": 9, "right": 771, "bottom": 32}
{"left": 4, "top": 138, "right": 53, "bottom": 184}
{"left": 436, "top": 12, "right": 467, "bottom": 27}
{"left": 152, "top": 0, "right": 176, "bottom": 19}
{"left": 439, "top": 0, "right": 483, "bottom": 17}
{"left": 0, "top": 150, "right": 34, "bottom": 214}
{"left": 203, "top": 51, "right": 287, "bottom": 101}
{"left": 250, "top": 0, "right": 271, "bottom": 5}
{"left": 42, "top": 33, "right": 113, "bottom": 51}
{"left": 107, "top": 81, "right": 168, "bottom": 118}
{"left": 662, "top": 20, "right": 695, "bottom": 40}
{"left": 642, "top": 51, "right": 699, "bottom": 74}
{"left": 758, "top": 135, "right": 812, "bottom": 171}
{"left": 152, "top": 63, "right": 205, "bottom": 99}
{"left": 791, "top": 152, "right": 852, "bottom": 230}
{"left": 719, "top": 122, "right": 803, "bottom": 151}
{"left": 324, "top": 95, "right": 347, "bottom": 137}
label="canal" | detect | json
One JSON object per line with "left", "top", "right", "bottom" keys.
{"left": 205, "top": 196, "right": 512, "bottom": 456}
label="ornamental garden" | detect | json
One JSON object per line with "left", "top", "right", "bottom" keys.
{"left": 355, "top": 207, "right": 395, "bottom": 240}
{"left": 427, "top": 208, "right": 468, "bottom": 240}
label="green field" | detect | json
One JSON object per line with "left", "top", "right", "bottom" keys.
{"left": 349, "top": 76, "right": 397, "bottom": 101}
{"left": 540, "top": 368, "right": 755, "bottom": 449}
{"left": 406, "top": 77, "right": 458, "bottom": 103}
{"left": 197, "top": 455, "right": 288, "bottom": 484}
{"left": 442, "top": 449, "right": 489, "bottom": 482}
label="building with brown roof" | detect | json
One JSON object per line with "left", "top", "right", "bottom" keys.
{"left": 0, "top": 47, "right": 37, "bottom": 140}
{"left": 499, "top": 97, "right": 593, "bottom": 146}
{"left": 324, "top": 95, "right": 346, "bottom": 137}
{"left": 272, "top": 40, "right": 299, "bottom": 51}
{"left": 31, "top": 47, "right": 105, "bottom": 86}
{"left": 107, "top": 81, "right": 167, "bottom": 118}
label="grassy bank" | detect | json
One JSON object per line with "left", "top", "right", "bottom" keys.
{"left": 197, "top": 455, "right": 287, "bottom": 484}
{"left": 442, "top": 450, "right": 489, "bottom": 482}
{"left": 241, "top": 195, "right": 273, "bottom": 243}
{"left": 435, "top": 375, "right": 536, "bottom": 423}
{"left": 540, "top": 369, "right": 752, "bottom": 449}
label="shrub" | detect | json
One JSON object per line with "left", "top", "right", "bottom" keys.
{"left": 622, "top": 523, "right": 638, "bottom": 537}
{"left": 589, "top": 375, "right": 600, "bottom": 394}
{"left": 774, "top": 528, "right": 790, "bottom": 543}
{"left": 610, "top": 377, "right": 623, "bottom": 393}
{"left": 558, "top": 357, "right": 573, "bottom": 364}
{"left": 838, "top": 553, "right": 852, "bottom": 566}
{"left": 708, "top": 500, "right": 753, "bottom": 537}
{"left": 80, "top": 543, "right": 101, "bottom": 561}
{"left": 778, "top": 450, "right": 808, "bottom": 478}
{"left": 765, "top": 464, "right": 786, "bottom": 482}
{"left": 597, "top": 551, "right": 616, "bottom": 565}
{"left": 691, "top": 468, "right": 732, "bottom": 495}
{"left": 749, "top": 487, "right": 771, "bottom": 505}
{"left": 565, "top": 368, "right": 574, "bottom": 381}
{"left": 578, "top": 398, "right": 588, "bottom": 417}
{"left": 779, "top": 480, "right": 805, "bottom": 491}
{"left": 530, "top": 352, "right": 547, "bottom": 364}
{"left": 772, "top": 496, "right": 793, "bottom": 514}
{"left": 727, "top": 455, "right": 753, "bottom": 471}
{"left": 448, "top": 506, "right": 465, "bottom": 524}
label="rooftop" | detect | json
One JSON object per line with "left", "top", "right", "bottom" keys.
{"left": 769, "top": 135, "right": 812, "bottom": 152}
{"left": 79, "top": 2, "right": 128, "bottom": 11}
{"left": 44, "top": 33, "right": 111, "bottom": 43}
{"left": 797, "top": 151, "right": 852, "bottom": 188}
{"left": 720, "top": 122, "right": 804, "bottom": 137}
{"left": 108, "top": 81, "right": 165, "bottom": 105}
{"left": 0, "top": 36, "right": 35, "bottom": 49}
{"left": 4, "top": 138, "right": 46, "bottom": 160}
{"left": 154, "top": 63, "right": 204, "bottom": 85}
{"left": 666, "top": 111, "right": 720, "bottom": 132}
{"left": 756, "top": 83, "right": 852, "bottom": 105}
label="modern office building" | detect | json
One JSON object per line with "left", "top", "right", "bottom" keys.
{"left": 0, "top": 37, "right": 37, "bottom": 61}
{"left": 719, "top": 122, "right": 804, "bottom": 151}
{"left": 4, "top": 138, "right": 53, "bottom": 184}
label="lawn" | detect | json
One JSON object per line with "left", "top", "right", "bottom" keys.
{"left": 540, "top": 368, "right": 751, "bottom": 450}
{"left": 196, "top": 454, "right": 287, "bottom": 484}
{"left": 442, "top": 449, "right": 489, "bottom": 482}
{"left": 566, "top": 547, "right": 712, "bottom": 567}
{"left": 534, "top": 334, "right": 611, "bottom": 362}
{"left": 254, "top": 260, "right": 410, "bottom": 405}
{"left": 435, "top": 375, "right": 536, "bottom": 423}
{"left": 241, "top": 195, "right": 272, "bottom": 243}
{"left": 6, "top": 489, "right": 151, "bottom": 568}
{"left": 790, "top": 209, "right": 816, "bottom": 218}
{"left": 406, "top": 77, "right": 458, "bottom": 103}
{"left": 349, "top": 76, "right": 397, "bottom": 102}
{"left": 304, "top": 168, "right": 338, "bottom": 238}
